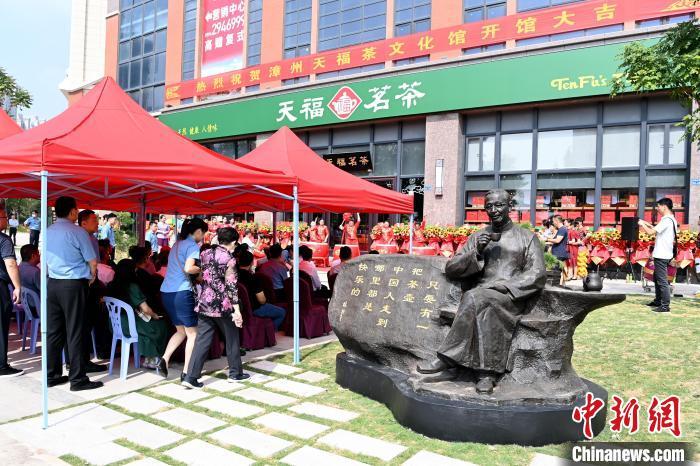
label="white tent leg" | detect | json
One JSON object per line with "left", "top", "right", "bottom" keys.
{"left": 40, "top": 171, "right": 49, "bottom": 429}
{"left": 409, "top": 213, "right": 414, "bottom": 255}
{"left": 292, "top": 187, "right": 300, "bottom": 364}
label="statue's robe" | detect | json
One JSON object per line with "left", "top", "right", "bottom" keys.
{"left": 437, "top": 221, "right": 546, "bottom": 373}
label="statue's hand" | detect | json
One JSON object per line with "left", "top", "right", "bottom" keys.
{"left": 492, "top": 283, "right": 509, "bottom": 294}
{"left": 476, "top": 233, "right": 491, "bottom": 254}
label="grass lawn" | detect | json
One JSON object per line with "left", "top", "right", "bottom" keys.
{"left": 59, "top": 295, "right": 698, "bottom": 466}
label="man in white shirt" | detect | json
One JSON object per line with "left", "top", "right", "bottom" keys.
{"left": 639, "top": 198, "right": 678, "bottom": 313}
{"left": 298, "top": 245, "right": 321, "bottom": 291}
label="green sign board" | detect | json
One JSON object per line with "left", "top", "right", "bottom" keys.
{"left": 159, "top": 41, "right": 635, "bottom": 140}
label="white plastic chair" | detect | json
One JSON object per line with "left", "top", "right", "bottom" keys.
{"left": 104, "top": 297, "right": 141, "bottom": 381}
{"left": 8, "top": 284, "right": 23, "bottom": 336}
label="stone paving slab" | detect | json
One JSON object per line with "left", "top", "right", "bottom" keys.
{"left": 152, "top": 407, "right": 226, "bottom": 434}
{"left": 293, "top": 371, "right": 330, "bottom": 383}
{"left": 317, "top": 429, "right": 407, "bottom": 461}
{"left": 106, "top": 419, "right": 184, "bottom": 449}
{"left": 125, "top": 458, "right": 171, "bottom": 466}
{"left": 195, "top": 396, "right": 265, "bottom": 419}
{"left": 264, "top": 378, "right": 326, "bottom": 397}
{"left": 209, "top": 425, "right": 294, "bottom": 458}
{"left": 164, "top": 439, "right": 254, "bottom": 466}
{"left": 244, "top": 370, "right": 276, "bottom": 384}
{"left": 402, "top": 450, "right": 478, "bottom": 466}
{"left": 281, "top": 446, "right": 369, "bottom": 466}
{"left": 204, "top": 378, "right": 247, "bottom": 392}
{"left": 107, "top": 392, "right": 173, "bottom": 414}
{"left": 252, "top": 412, "right": 330, "bottom": 440}
{"left": 149, "top": 383, "right": 211, "bottom": 403}
{"left": 249, "top": 360, "right": 302, "bottom": 375}
{"left": 71, "top": 441, "right": 138, "bottom": 465}
{"left": 288, "top": 402, "right": 359, "bottom": 422}
{"left": 233, "top": 387, "right": 298, "bottom": 407}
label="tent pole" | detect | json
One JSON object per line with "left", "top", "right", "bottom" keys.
{"left": 409, "top": 213, "right": 414, "bottom": 255}
{"left": 137, "top": 190, "right": 146, "bottom": 246}
{"left": 272, "top": 211, "right": 277, "bottom": 245}
{"left": 292, "top": 187, "right": 300, "bottom": 364}
{"left": 40, "top": 170, "right": 49, "bottom": 429}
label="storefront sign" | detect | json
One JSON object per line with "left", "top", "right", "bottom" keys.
{"left": 164, "top": 0, "right": 699, "bottom": 101}
{"left": 161, "top": 42, "right": 638, "bottom": 139}
{"left": 200, "top": 0, "right": 245, "bottom": 77}
{"left": 323, "top": 152, "right": 373, "bottom": 173}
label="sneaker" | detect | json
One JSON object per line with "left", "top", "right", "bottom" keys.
{"left": 652, "top": 307, "right": 670, "bottom": 313}
{"left": 70, "top": 380, "right": 103, "bottom": 391}
{"left": 181, "top": 376, "right": 203, "bottom": 389}
{"left": 646, "top": 301, "right": 661, "bottom": 307}
{"left": 0, "top": 366, "right": 25, "bottom": 378}
{"left": 156, "top": 358, "right": 168, "bottom": 378}
{"left": 229, "top": 373, "right": 251, "bottom": 382}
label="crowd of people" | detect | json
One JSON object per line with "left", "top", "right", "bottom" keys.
{"left": 537, "top": 215, "right": 587, "bottom": 284}
{"left": 0, "top": 198, "right": 341, "bottom": 388}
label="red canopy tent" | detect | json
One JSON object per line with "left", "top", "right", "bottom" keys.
{"left": 0, "top": 109, "right": 22, "bottom": 140}
{"left": 238, "top": 126, "right": 414, "bottom": 214}
{"left": 0, "top": 77, "right": 296, "bottom": 213}
{"left": 0, "top": 77, "right": 301, "bottom": 428}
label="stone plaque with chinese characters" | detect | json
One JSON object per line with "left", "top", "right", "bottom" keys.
{"left": 329, "top": 255, "right": 459, "bottom": 373}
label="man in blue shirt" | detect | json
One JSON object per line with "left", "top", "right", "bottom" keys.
{"left": 46, "top": 197, "right": 101, "bottom": 391}
{"left": 99, "top": 213, "right": 117, "bottom": 258}
{"left": 24, "top": 210, "right": 41, "bottom": 247}
{"left": 145, "top": 221, "right": 159, "bottom": 253}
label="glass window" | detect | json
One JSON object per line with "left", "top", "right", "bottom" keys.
{"left": 668, "top": 126, "right": 686, "bottom": 164}
{"left": 500, "top": 133, "right": 533, "bottom": 171}
{"left": 143, "top": 1, "right": 155, "bottom": 32}
{"left": 501, "top": 110, "right": 533, "bottom": 132}
{"left": 247, "top": 1, "right": 263, "bottom": 66}
{"left": 601, "top": 171, "right": 639, "bottom": 189}
{"left": 646, "top": 170, "right": 686, "bottom": 188}
{"left": 142, "top": 55, "right": 154, "bottom": 85}
{"left": 537, "top": 128, "right": 596, "bottom": 169}
{"left": 466, "top": 136, "right": 495, "bottom": 172}
{"left": 119, "top": 41, "right": 130, "bottom": 61}
{"left": 156, "top": 0, "right": 168, "bottom": 28}
{"left": 402, "top": 120, "right": 426, "bottom": 139}
{"left": 537, "top": 173, "right": 594, "bottom": 190}
{"left": 373, "top": 143, "right": 398, "bottom": 176}
{"left": 401, "top": 141, "right": 425, "bottom": 175}
{"left": 333, "top": 126, "right": 370, "bottom": 145}
{"left": 318, "top": 0, "right": 386, "bottom": 51}
{"left": 118, "top": 63, "right": 130, "bottom": 88}
{"left": 374, "top": 123, "right": 399, "bottom": 142}
{"left": 395, "top": 0, "right": 431, "bottom": 37}
{"left": 464, "top": 0, "right": 506, "bottom": 23}
{"left": 309, "top": 130, "right": 330, "bottom": 147}
{"left": 285, "top": 0, "right": 313, "bottom": 58}
{"left": 500, "top": 174, "right": 531, "bottom": 208}
{"left": 602, "top": 126, "right": 640, "bottom": 168}
{"left": 518, "top": 0, "right": 582, "bottom": 12}
{"left": 647, "top": 125, "right": 665, "bottom": 165}
{"left": 466, "top": 113, "right": 497, "bottom": 134}
{"left": 129, "top": 60, "right": 141, "bottom": 88}
{"left": 603, "top": 101, "right": 641, "bottom": 124}
{"left": 539, "top": 105, "right": 597, "bottom": 128}
{"left": 181, "top": 0, "right": 197, "bottom": 80}
{"left": 648, "top": 97, "right": 689, "bottom": 121}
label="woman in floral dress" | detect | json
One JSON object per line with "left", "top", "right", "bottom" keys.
{"left": 182, "top": 227, "right": 250, "bottom": 388}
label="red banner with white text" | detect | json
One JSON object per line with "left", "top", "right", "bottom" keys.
{"left": 165, "top": 0, "right": 698, "bottom": 101}
{"left": 200, "top": 0, "right": 246, "bottom": 77}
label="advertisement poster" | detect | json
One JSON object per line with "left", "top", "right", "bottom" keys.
{"left": 200, "top": 0, "right": 245, "bottom": 77}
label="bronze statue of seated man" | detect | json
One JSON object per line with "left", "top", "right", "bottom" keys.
{"left": 417, "top": 189, "right": 546, "bottom": 394}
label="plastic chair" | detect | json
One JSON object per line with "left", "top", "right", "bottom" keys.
{"left": 8, "top": 284, "right": 23, "bottom": 335}
{"left": 104, "top": 297, "right": 141, "bottom": 380}
{"left": 20, "top": 288, "right": 40, "bottom": 354}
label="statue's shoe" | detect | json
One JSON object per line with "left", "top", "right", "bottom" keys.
{"left": 475, "top": 376, "right": 495, "bottom": 394}
{"left": 416, "top": 358, "right": 448, "bottom": 374}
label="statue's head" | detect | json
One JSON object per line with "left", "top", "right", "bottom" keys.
{"left": 484, "top": 189, "right": 513, "bottom": 227}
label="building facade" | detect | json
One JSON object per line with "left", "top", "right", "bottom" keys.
{"left": 95, "top": 0, "right": 699, "bottom": 241}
